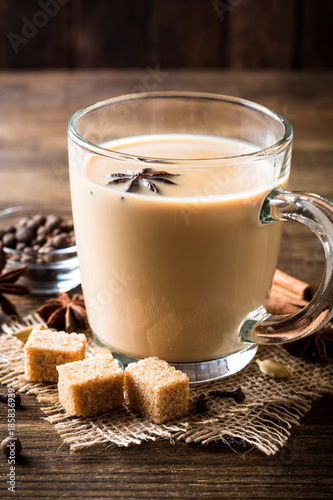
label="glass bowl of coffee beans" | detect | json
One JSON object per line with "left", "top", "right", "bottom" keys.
{"left": 0, "top": 205, "right": 81, "bottom": 294}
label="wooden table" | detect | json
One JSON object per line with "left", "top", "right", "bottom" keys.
{"left": 0, "top": 70, "right": 332, "bottom": 499}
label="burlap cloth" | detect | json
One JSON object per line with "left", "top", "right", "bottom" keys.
{"left": 0, "top": 313, "right": 332, "bottom": 455}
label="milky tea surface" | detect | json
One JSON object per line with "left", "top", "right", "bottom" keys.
{"left": 70, "top": 134, "right": 288, "bottom": 362}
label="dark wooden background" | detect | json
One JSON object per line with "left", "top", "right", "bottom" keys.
{"left": 1, "top": 0, "right": 332, "bottom": 69}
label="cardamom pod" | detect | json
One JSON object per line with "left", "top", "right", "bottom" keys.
{"left": 256, "top": 359, "right": 293, "bottom": 379}
{"left": 12, "top": 323, "right": 46, "bottom": 342}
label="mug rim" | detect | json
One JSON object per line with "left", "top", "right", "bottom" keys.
{"left": 67, "top": 91, "right": 293, "bottom": 166}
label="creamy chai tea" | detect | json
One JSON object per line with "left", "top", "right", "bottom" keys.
{"left": 70, "top": 133, "right": 288, "bottom": 362}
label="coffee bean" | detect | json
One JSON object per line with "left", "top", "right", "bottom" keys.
{"left": 38, "top": 244, "right": 55, "bottom": 254}
{"left": 0, "top": 392, "right": 21, "bottom": 408}
{"left": 32, "top": 214, "right": 46, "bottom": 225}
{"left": 1, "top": 436, "right": 22, "bottom": 459}
{"left": 21, "top": 254, "right": 35, "bottom": 263}
{"left": 10, "top": 254, "right": 21, "bottom": 261}
{"left": 5, "top": 225, "right": 16, "bottom": 233}
{"left": 68, "top": 236, "right": 75, "bottom": 247}
{"left": 16, "top": 242, "right": 26, "bottom": 251}
{"left": 36, "top": 226, "right": 48, "bottom": 237}
{"left": 45, "top": 215, "right": 61, "bottom": 231}
{"left": 35, "top": 235, "right": 46, "bottom": 246}
{"left": 52, "top": 228, "right": 61, "bottom": 236}
{"left": 16, "top": 227, "right": 34, "bottom": 244}
{"left": 16, "top": 217, "right": 29, "bottom": 229}
{"left": 2, "top": 233, "right": 17, "bottom": 248}
{"left": 42, "top": 248, "right": 56, "bottom": 263}
{"left": 26, "top": 219, "right": 39, "bottom": 231}
{"left": 52, "top": 234, "right": 69, "bottom": 249}
{"left": 60, "top": 220, "right": 73, "bottom": 232}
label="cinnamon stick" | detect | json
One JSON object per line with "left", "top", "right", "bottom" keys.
{"left": 266, "top": 269, "right": 311, "bottom": 315}
{"left": 269, "top": 286, "right": 309, "bottom": 308}
{"left": 272, "top": 269, "right": 312, "bottom": 301}
{"left": 265, "top": 297, "right": 301, "bottom": 316}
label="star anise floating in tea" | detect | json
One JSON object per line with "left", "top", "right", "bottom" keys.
{"left": 284, "top": 327, "right": 333, "bottom": 363}
{"left": 106, "top": 168, "right": 180, "bottom": 194}
{"left": 36, "top": 292, "right": 88, "bottom": 333}
{"left": 0, "top": 244, "right": 31, "bottom": 319}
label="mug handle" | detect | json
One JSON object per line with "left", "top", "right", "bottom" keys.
{"left": 240, "top": 187, "right": 333, "bottom": 345}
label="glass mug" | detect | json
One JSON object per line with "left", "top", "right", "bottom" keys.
{"left": 67, "top": 92, "right": 333, "bottom": 383}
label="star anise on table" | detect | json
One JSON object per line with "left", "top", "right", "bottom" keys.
{"left": 284, "top": 327, "right": 333, "bottom": 363}
{"left": 106, "top": 167, "right": 180, "bottom": 194}
{"left": 0, "top": 244, "right": 31, "bottom": 319}
{"left": 36, "top": 292, "right": 89, "bottom": 333}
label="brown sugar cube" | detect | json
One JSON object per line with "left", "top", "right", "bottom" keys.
{"left": 124, "top": 357, "right": 189, "bottom": 424}
{"left": 24, "top": 329, "right": 86, "bottom": 383}
{"left": 57, "top": 354, "right": 124, "bottom": 417}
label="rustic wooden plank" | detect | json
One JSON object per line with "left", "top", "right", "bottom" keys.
{"left": 3, "top": 0, "right": 71, "bottom": 68}
{"left": 0, "top": 388, "right": 332, "bottom": 498}
{"left": 300, "top": 0, "right": 333, "bottom": 68}
{"left": 228, "top": 0, "right": 298, "bottom": 68}
{"left": 145, "top": 0, "right": 224, "bottom": 67}
{"left": 71, "top": 0, "right": 146, "bottom": 67}
{"left": 1, "top": 1, "right": 333, "bottom": 69}
{"left": 0, "top": 0, "right": 5, "bottom": 67}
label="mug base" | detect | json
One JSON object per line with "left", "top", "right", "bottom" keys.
{"left": 92, "top": 334, "right": 257, "bottom": 384}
